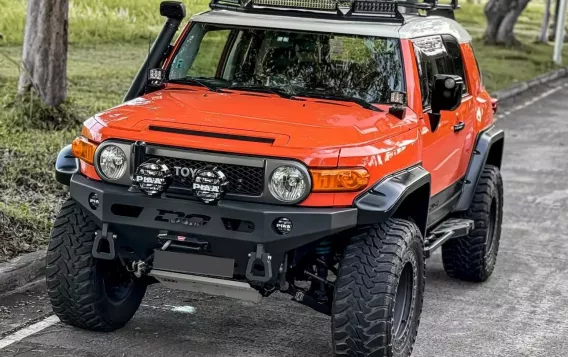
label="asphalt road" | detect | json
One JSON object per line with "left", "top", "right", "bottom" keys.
{"left": 1, "top": 80, "right": 568, "bottom": 357}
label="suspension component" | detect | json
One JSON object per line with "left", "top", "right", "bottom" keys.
{"left": 310, "top": 239, "right": 334, "bottom": 303}
{"left": 128, "top": 260, "right": 152, "bottom": 278}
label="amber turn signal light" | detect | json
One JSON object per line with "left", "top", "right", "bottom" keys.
{"left": 71, "top": 137, "right": 97, "bottom": 165}
{"left": 310, "top": 168, "right": 370, "bottom": 192}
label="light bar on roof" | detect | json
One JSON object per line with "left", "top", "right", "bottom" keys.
{"left": 354, "top": 0, "right": 397, "bottom": 14}
{"left": 253, "top": 0, "right": 338, "bottom": 10}
{"left": 209, "top": 0, "right": 458, "bottom": 21}
{"left": 249, "top": 0, "right": 401, "bottom": 15}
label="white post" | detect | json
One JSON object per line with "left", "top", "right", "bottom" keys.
{"left": 554, "top": 0, "right": 568, "bottom": 64}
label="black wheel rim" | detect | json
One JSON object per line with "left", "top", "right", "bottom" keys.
{"left": 486, "top": 198, "right": 497, "bottom": 254}
{"left": 101, "top": 260, "right": 135, "bottom": 305}
{"left": 393, "top": 262, "right": 414, "bottom": 340}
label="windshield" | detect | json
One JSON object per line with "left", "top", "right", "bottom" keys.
{"left": 167, "top": 23, "right": 404, "bottom": 104}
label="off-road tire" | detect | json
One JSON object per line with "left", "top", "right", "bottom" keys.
{"left": 46, "top": 198, "right": 147, "bottom": 332}
{"left": 332, "top": 219, "right": 425, "bottom": 357}
{"left": 442, "top": 165, "right": 503, "bottom": 282}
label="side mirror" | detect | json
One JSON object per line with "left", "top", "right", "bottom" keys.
{"left": 160, "top": 1, "right": 186, "bottom": 20}
{"left": 429, "top": 74, "right": 464, "bottom": 132}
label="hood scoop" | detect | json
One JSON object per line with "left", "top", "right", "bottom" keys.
{"left": 148, "top": 125, "right": 275, "bottom": 144}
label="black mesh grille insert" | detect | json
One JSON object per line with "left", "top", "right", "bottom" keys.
{"left": 148, "top": 155, "right": 264, "bottom": 196}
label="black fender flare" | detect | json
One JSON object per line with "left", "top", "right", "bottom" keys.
{"left": 55, "top": 144, "right": 79, "bottom": 186}
{"left": 453, "top": 125, "right": 505, "bottom": 212}
{"left": 355, "top": 166, "right": 431, "bottom": 236}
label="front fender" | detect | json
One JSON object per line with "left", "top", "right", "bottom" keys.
{"left": 55, "top": 144, "right": 79, "bottom": 186}
{"left": 355, "top": 166, "right": 431, "bottom": 236}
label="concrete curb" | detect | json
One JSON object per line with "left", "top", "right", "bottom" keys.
{"left": 0, "top": 250, "right": 46, "bottom": 294}
{"left": 493, "top": 67, "right": 568, "bottom": 100}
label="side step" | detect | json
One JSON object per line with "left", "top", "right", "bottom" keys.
{"left": 424, "top": 218, "right": 474, "bottom": 258}
{"left": 149, "top": 270, "right": 262, "bottom": 303}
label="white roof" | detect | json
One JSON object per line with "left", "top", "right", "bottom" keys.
{"left": 190, "top": 9, "right": 472, "bottom": 43}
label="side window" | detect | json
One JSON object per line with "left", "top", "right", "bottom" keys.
{"left": 471, "top": 44, "right": 483, "bottom": 85}
{"left": 443, "top": 39, "right": 468, "bottom": 95}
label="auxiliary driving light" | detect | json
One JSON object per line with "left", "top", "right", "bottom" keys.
{"left": 132, "top": 159, "right": 173, "bottom": 196}
{"left": 192, "top": 167, "right": 229, "bottom": 204}
{"left": 274, "top": 217, "right": 293, "bottom": 235}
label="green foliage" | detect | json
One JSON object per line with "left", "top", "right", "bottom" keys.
{"left": 0, "top": 204, "right": 52, "bottom": 259}
{"left": 1, "top": 91, "right": 81, "bottom": 131}
{"left": 455, "top": 2, "right": 568, "bottom": 93}
{"left": 0, "top": 0, "right": 210, "bottom": 46}
{"left": 0, "top": 111, "right": 75, "bottom": 261}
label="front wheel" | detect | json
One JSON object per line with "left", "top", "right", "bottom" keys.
{"left": 46, "top": 199, "right": 147, "bottom": 331}
{"left": 332, "top": 219, "right": 425, "bottom": 357}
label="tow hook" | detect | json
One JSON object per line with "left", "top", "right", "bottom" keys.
{"left": 246, "top": 244, "right": 273, "bottom": 283}
{"left": 92, "top": 223, "right": 116, "bottom": 260}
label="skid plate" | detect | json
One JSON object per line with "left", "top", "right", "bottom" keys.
{"left": 149, "top": 270, "right": 262, "bottom": 303}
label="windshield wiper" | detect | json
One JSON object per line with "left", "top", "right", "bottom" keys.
{"left": 227, "top": 85, "right": 297, "bottom": 100}
{"left": 169, "top": 78, "right": 224, "bottom": 93}
{"left": 296, "top": 92, "right": 382, "bottom": 112}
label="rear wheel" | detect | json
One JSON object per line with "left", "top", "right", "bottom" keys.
{"left": 442, "top": 165, "right": 504, "bottom": 282}
{"left": 332, "top": 219, "right": 425, "bottom": 357}
{"left": 46, "top": 199, "right": 147, "bottom": 331}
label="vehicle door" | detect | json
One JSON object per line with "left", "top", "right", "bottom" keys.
{"left": 413, "top": 35, "right": 472, "bottom": 197}
{"left": 441, "top": 35, "right": 476, "bottom": 185}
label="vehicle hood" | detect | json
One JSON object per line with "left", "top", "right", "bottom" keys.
{"left": 89, "top": 88, "right": 414, "bottom": 150}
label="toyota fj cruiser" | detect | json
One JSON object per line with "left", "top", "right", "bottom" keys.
{"left": 49, "top": 0, "right": 505, "bottom": 355}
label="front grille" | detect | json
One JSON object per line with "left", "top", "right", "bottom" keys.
{"left": 148, "top": 155, "right": 264, "bottom": 196}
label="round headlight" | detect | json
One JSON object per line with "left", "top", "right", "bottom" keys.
{"left": 269, "top": 166, "right": 308, "bottom": 203}
{"left": 98, "top": 145, "right": 127, "bottom": 180}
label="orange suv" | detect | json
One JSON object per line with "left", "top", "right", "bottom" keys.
{"left": 49, "top": 0, "right": 504, "bottom": 355}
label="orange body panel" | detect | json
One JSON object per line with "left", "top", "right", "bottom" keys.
{"left": 405, "top": 40, "right": 494, "bottom": 195}
{"left": 79, "top": 36, "right": 494, "bottom": 207}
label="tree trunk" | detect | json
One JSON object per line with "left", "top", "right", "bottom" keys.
{"left": 17, "top": 0, "right": 69, "bottom": 107}
{"left": 484, "top": 0, "right": 532, "bottom": 46}
{"left": 484, "top": 0, "right": 509, "bottom": 45}
{"left": 537, "top": 0, "right": 553, "bottom": 42}
{"left": 496, "top": 0, "right": 531, "bottom": 45}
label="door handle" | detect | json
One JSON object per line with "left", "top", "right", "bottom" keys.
{"left": 453, "top": 121, "right": 465, "bottom": 132}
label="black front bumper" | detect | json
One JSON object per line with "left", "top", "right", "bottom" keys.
{"left": 70, "top": 174, "right": 357, "bottom": 274}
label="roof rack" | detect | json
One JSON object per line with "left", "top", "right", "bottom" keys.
{"left": 209, "top": 0, "right": 459, "bottom": 23}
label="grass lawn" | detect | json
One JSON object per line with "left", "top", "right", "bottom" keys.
{"left": 0, "top": 0, "right": 566, "bottom": 261}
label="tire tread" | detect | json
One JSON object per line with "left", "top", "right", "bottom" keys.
{"left": 332, "top": 219, "right": 425, "bottom": 357}
{"left": 46, "top": 199, "right": 140, "bottom": 331}
{"left": 442, "top": 165, "right": 503, "bottom": 282}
